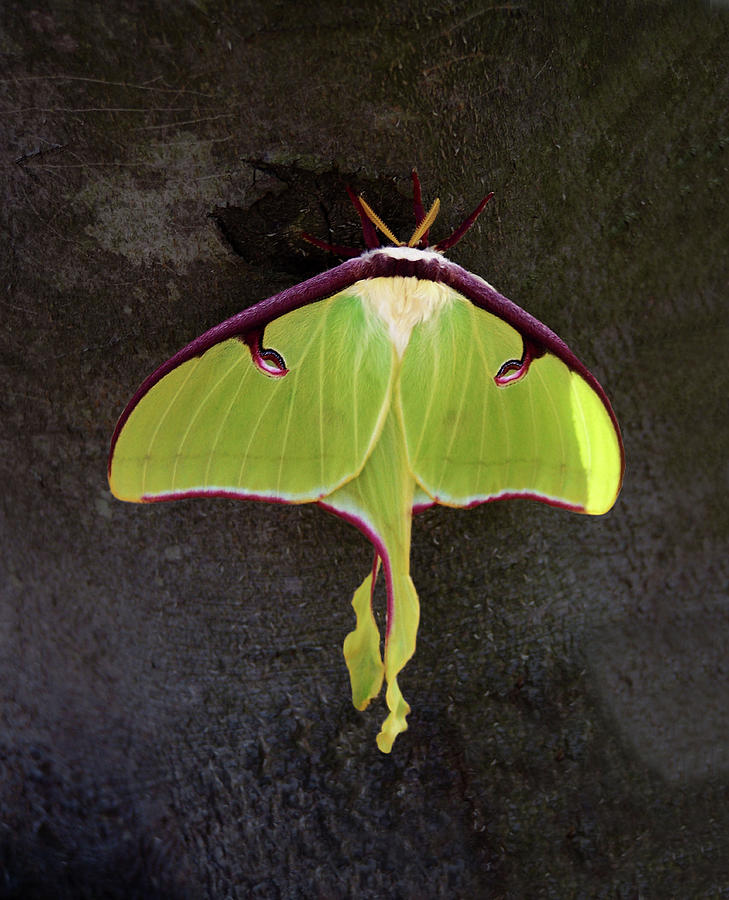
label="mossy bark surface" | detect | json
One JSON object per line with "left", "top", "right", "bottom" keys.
{"left": 2, "top": 2, "right": 728, "bottom": 896}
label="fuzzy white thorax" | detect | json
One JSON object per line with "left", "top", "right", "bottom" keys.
{"left": 365, "top": 245, "right": 444, "bottom": 263}
{"left": 353, "top": 274, "right": 454, "bottom": 357}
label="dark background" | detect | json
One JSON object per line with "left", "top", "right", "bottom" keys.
{"left": 2, "top": 1, "right": 728, "bottom": 896}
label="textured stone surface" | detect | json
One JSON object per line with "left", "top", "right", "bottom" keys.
{"left": 2, "top": 2, "right": 728, "bottom": 896}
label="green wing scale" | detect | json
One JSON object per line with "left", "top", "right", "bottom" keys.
{"left": 398, "top": 286, "right": 621, "bottom": 515}
{"left": 109, "top": 178, "right": 624, "bottom": 752}
{"left": 110, "top": 293, "right": 395, "bottom": 504}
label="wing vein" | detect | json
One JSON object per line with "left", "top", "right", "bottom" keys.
{"left": 272, "top": 300, "right": 330, "bottom": 495}
{"left": 171, "top": 350, "right": 244, "bottom": 490}
{"left": 411, "top": 315, "right": 440, "bottom": 470}
{"left": 533, "top": 361, "right": 568, "bottom": 498}
{"left": 571, "top": 376, "right": 593, "bottom": 473}
{"left": 318, "top": 306, "right": 326, "bottom": 488}
{"left": 143, "top": 359, "right": 200, "bottom": 495}
{"left": 437, "top": 302, "right": 473, "bottom": 495}
{"left": 202, "top": 351, "right": 249, "bottom": 488}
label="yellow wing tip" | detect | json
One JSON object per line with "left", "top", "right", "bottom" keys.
{"left": 376, "top": 709, "right": 409, "bottom": 754}
{"left": 108, "top": 468, "right": 146, "bottom": 503}
{"left": 583, "top": 493, "right": 621, "bottom": 516}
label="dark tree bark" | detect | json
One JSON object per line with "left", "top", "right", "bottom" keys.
{"left": 1, "top": 2, "right": 728, "bottom": 896}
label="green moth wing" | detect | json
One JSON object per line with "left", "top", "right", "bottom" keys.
{"left": 397, "top": 288, "right": 622, "bottom": 515}
{"left": 110, "top": 292, "right": 395, "bottom": 503}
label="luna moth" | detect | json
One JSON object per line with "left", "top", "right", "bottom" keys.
{"left": 108, "top": 172, "right": 623, "bottom": 753}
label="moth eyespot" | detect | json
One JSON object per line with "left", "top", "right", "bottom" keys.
{"left": 494, "top": 338, "right": 543, "bottom": 386}
{"left": 257, "top": 347, "right": 287, "bottom": 376}
{"left": 242, "top": 330, "right": 288, "bottom": 378}
{"left": 494, "top": 358, "right": 528, "bottom": 385}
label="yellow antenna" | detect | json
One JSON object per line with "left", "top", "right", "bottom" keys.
{"left": 408, "top": 198, "right": 440, "bottom": 247}
{"left": 358, "top": 195, "right": 403, "bottom": 246}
